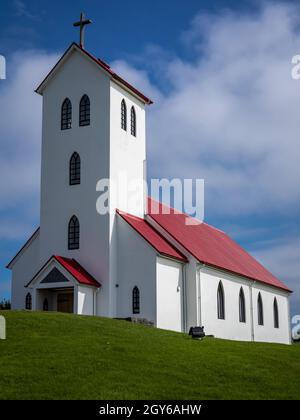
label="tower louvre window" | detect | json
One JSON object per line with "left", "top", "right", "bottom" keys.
{"left": 61, "top": 98, "right": 72, "bottom": 130}
{"left": 68, "top": 215, "right": 80, "bottom": 250}
{"left": 79, "top": 94, "right": 90, "bottom": 126}
{"left": 69, "top": 152, "right": 81, "bottom": 185}
{"left": 121, "top": 99, "right": 127, "bottom": 131}
{"left": 131, "top": 106, "right": 136, "bottom": 137}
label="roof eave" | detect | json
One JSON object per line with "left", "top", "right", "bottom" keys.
{"left": 197, "top": 260, "right": 292, "bottom": 293}
{"left": 6, "top": 227, "right": 40, "bottom": 269}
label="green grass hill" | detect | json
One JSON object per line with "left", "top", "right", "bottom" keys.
{"left": 0, "top": 311, "right": 299, "bottom": 400}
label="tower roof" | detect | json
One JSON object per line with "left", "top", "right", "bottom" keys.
{"left": 35, "top": 42, "right": 153, "bottom": 105}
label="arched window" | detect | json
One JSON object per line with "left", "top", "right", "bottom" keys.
{"left": 25, "top": 293, "right": 32, "bottom": 310}
{"left": 79, "top": 94, "right": 90, "bottom": 126}
{"left": 132, "top": 286, "right": 140, "bottom": 314}
{"left": 69, "top": 152, "right": 81, "bottom": 185}
{"left": 239, "top": 287, "right": 246, "bottom": 323}
{"left": 273, "top": 297, "right": 279, "bottom": 328}
{"left": 121, "top": 99, "right": 127, "bottom": 131}
{"left": 68, "top": 215, "right": 80, "bottom": 250}
{"left": 217, "top": 281, "right": 225, "bottom": 320}
{"left": 43, "top": 298, "right": 49, "bottom": 311}
{"left": 258, "top": 292, "right": 264, "bottom": 326}
{"left": 130, "top": 106, "right": 136, "bottom": 136}
{"left": 61, "top": 98, "right": 72, "bottom": 130}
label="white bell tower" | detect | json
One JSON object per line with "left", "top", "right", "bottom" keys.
{"left": 36, "top": 42, "right": 152, "bottom": 317}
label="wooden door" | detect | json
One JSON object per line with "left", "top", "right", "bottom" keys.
{"left": 57, "top": 293, "right": 74, "bottom": 313}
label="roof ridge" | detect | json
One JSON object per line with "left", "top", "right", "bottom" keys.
{"left": 147, "top": 196, "right": 226, "bottom": 234}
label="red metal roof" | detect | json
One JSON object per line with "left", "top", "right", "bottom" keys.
{"left": 54, "top": 256, "right": 101, "bottom": 287}
{"left": 35, "top": 43, "right": 153, "bottom": 105}
{"left": 147, "top": 198, "right": 291, "bottom": 292}
{"left": 117, "top": 209, "right": 187, "bottom": 262}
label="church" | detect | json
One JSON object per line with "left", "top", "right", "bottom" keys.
{"left": 6, "top": 20, "right": 292, "bottom": 344}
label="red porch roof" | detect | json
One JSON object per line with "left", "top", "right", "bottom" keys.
{"left": 26, "top": 255, "right": 101, "bottom": 288}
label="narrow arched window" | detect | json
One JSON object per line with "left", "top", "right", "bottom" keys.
{"left": 239, "top": 287, "right": 246, "bottom": 323}
{"left": 121, "top": 99, "right": 127, "bottom": 131}
{"left": 217, "top": 281, "right": 225, "bottom": 320}
{"left": 69, "top": 152, "right": 81, "bottom": 185}
{"left": 79, "top": 94, "right": 90, "bottom": 126}
{"left": 68, "top": 215, "right": 80, "bottom": 250}
{"left": 25, "top": 293, "right": 32, "bottom": 310}
{"left": 61, "top": 98, "right": 72, "bottom": 130}
{"left": 132, "top": 286, "right": 140, "bottom": 314}
{"left": 43, "top": 298, "right": 49, "bottom": 311}
{"left": 258, "top": 292, "right": 264, "bottom": 326}
{"left": 130, "top": 106, "right": 136, "bottom": 136}
{"left": 273, "top": 297, "right": 279, "bottom": 328}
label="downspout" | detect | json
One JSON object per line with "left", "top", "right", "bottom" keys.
{"left": 287, "top": 293, "right": 292, "bottom": 345}
{"left": 249, "top": 281, "right": 256, "bottom": 342}
{"left": 94, "top": 288, "right": 100, "bottom": 316}
{"left": 197, "top": 263, "right": 205, "bottom": 327}
{"left": 182, "top": 264, "right": 187, "bottom": 333}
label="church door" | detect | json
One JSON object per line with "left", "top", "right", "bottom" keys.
{"left": 57, "top": 293, "right": 74, "bottom": 313}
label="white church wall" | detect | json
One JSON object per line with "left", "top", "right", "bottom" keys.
{"left": 145, "top": 216, "right": 198, "bottom": 330}
{"left": 108, "top": 82, "right": 147, "bottom": 317}
{"left": 199, "top": 265, "right": 291, "bottom": 344}
{"left": 109, "top": 81, "right": 146, "bottom": 218}
{"left": 199, "top": 266, "right": 252, "bottom": 342}
{"left": 77, "top": 285, "right": 94, "bottom": 316}
{"left": 156, "top": 257, "right": 183, "bottom": 332}
{"left": 116, "top": 215, "right": 157, "bottom": 323}
{"left": 252, "top": 284, "right": 291, "bottom": 344}
{"left": 36, "top": 289, "right": 55, "bottom": 311}
{"left": 38, "top": 49, "right": 111, "bottom": 316}
{"left": 10, "top": 231, "right": 40, "bottom": 310}
{"left": 184, "top": 258, "right": 198, "bottom": 331}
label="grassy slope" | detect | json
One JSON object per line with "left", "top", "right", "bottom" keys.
{"left": 0, "top": 311, "right": 299, "bottom": 400}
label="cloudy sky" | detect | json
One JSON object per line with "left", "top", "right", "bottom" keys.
{"left": 0, "top": 0, "right": 299, "bottom": 318}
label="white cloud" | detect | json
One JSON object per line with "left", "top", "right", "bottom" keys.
{"left": 251, "top": 237, "right": 300, "bottom": 315}
{"left": 112, "top": 2, "right": 300, "bottom": 217}
{"left": 110, "top": 3, "right": 300, "bottom": 303}
{"left": 13, "top": 0, "right": 37, "bottom": 20}
{"left": 0, "top": 3, "right": 299, "bottom": 307}
{"left": 0, "top": 50, "right": 58, "bottom": 238}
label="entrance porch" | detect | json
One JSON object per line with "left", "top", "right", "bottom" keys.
{"left": 25, "top": 255, "right": 101, "bottom": 316}
{"left": 36, "top": 287, "right": 74, "bottom": 313}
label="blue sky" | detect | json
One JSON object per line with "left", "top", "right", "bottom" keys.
{"left": 0, "top": 0, "right": 299, "bottom": 318}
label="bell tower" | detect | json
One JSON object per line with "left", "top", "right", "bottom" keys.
{"left": 36, "top": 39, "right": 152, "bottom": 317}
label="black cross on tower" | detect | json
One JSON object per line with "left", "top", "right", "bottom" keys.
{"left": 73, "top": 12, "right": 92, "bottom": 49}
